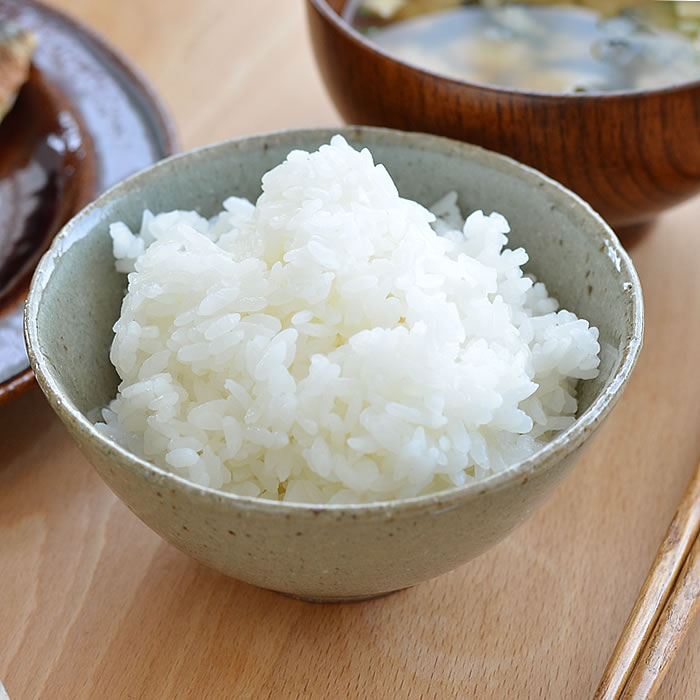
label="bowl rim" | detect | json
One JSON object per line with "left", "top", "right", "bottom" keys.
{"left": 309, "top": 0, "right": 700, "bottom": 100}
{"left": 24, "top": 125, "right": 644, "bottom": 519}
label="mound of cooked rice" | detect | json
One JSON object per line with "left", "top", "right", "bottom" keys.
{"left": 96, "top": 135, "right": 600, "bottom": 504}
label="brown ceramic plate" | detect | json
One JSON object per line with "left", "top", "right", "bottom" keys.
{"left": 0, "top": 0, "right": 177, "bottom": 405}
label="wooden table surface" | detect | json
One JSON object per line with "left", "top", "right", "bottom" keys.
{"left": 2, "top": 1, "right": 700, "bottom": 698}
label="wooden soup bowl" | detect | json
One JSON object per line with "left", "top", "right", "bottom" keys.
{"left": 308, "top": 0, "right": 700, "bottom": 231}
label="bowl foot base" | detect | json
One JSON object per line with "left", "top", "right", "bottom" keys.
{"left": 278, "top": 587, "right": 408, "bottom": 604}
{"left": 615, "top": 220, "right": 654, "bottom": 248}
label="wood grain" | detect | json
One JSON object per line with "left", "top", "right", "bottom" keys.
{"left": 309, "top": 0, "right": 700, "bottom": 230}
{"left": 1, "top": 1, "right": 700, "bottom": 698}
{"left": 595, "top": 460, "right": 700, "bottom": 700}
{"left": 621, "top": 532, "right": 700, "bottom": 699}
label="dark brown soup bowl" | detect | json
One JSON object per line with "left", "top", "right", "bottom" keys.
{"left": 307, "top": 0, "right": 700, "bottom": 231}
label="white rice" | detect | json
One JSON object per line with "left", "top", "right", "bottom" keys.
{"left": 96, "top": 135, "right": 600, "bottom": 504}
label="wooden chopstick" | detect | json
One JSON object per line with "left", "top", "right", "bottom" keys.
{"left": 594, "top": 458, "right": 700, "bottom": 700}
{"left": 620, "top": 529, "right": 700, "bottom": 698}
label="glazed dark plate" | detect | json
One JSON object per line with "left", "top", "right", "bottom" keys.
{"left": 0, "top": 0, "right": 177, "bottom": 405}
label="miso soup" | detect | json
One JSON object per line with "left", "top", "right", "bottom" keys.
{"left": 347, "top": 1, "right": 700, "bottom": 92}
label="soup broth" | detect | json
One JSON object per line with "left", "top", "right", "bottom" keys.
{"left": 347, "top": 1, "right": 700, "bottom": 92}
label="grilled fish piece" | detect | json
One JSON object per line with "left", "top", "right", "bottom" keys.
{"left": 0, "top": 21, "right": 37, "bottom": 123}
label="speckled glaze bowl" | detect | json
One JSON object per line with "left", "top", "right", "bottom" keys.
{"left": 25, "top": 127, "right": 643, "bottom": 601}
